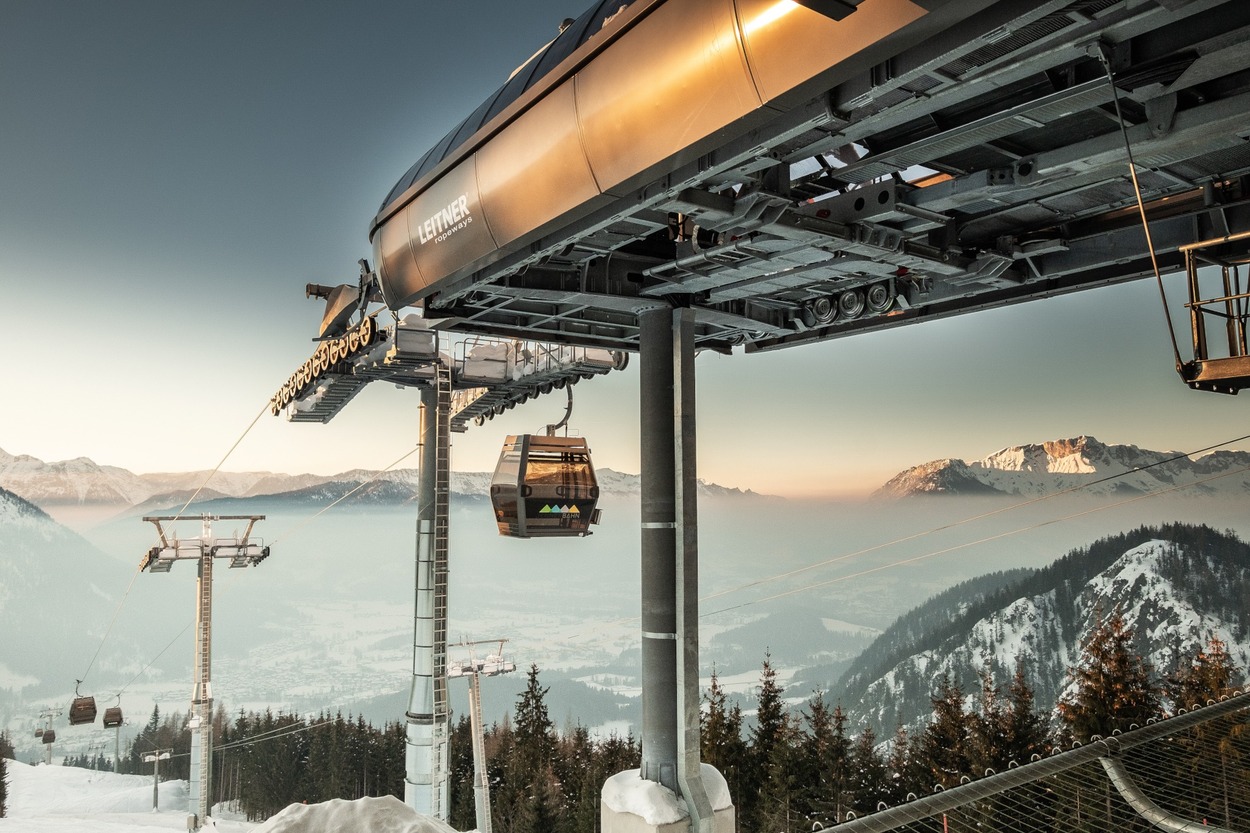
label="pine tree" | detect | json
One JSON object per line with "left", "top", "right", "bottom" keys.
{"left": 0, "top": 730, "right": 10, "bottom": 818}
{"left": 448, "top": 714, "right": 477, "bottom": 830}
{"left": 1167, "top": 636, "right": 1246, "bottom": 826}
{"left": 847, "top": 727, "right": 890, "bottom": 816}
{"left": 743, "top": 652, "right": 788, "bottom": 830}
{"left": 1169, "top": 635, "right": 1240, "bottom": 708}
{"left": 701, "top": 669, "right": 746, "bottom": 810}
{"left": 1001, "top": 660, "right": 1051, "bottom": 765}
{"left": 1058, "top": 608, "right": 1161, "bottom": 741}
{"left": 514, "top": 663, "right": 555, "bottom": 767}
{"left": 797, "top": 693, "right": 851, "bottom": 825}
{"left": 916, "top": 675, "right": 972, "bottom": 788}
{"left": 884, "top": 723, "right": 920, "bottom": 806}
{"left": 504, "top": 665, "right": 562, "bottom": 833}
{"left": 967, "top": 668, "right": 1005, "bottom": 776}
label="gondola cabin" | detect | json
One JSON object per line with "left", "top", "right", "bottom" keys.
{"left": 34, "top": 728, "right": 43, "bottom": 738}
{"left": 103, "top": 707, "right": 123, "bottom": 728}
{"left": 490, "top": 435, "right": 600, "bottom": 538}
{"left": 68, "top": 696, "right": 97, "bottom": 726}
{"left": 41, "top": 729, "right": 56, "bottom": 744}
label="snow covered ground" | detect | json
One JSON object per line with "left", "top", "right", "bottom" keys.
{"left": 0, "top": 759, "right": 251, "bottom": 833}
{"left": 0, "top": 757, "right": 713, "bottom": 833}
{"left": 0, "top": 761, "right": 466, "bottom": 833}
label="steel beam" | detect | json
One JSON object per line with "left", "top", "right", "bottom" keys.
{"left": 639, "top": 307, "right": 679, "bottom": 791}
{"left": 639, "top": 306, "right": 712, "bottom": 830}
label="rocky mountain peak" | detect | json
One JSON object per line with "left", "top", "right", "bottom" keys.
{"left": 875, "top": 437, "right": 1250, "bottom": 498}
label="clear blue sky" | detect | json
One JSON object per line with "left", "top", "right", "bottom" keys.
{"left": 2, "top": 1, "right": 1245, "bottom": 497}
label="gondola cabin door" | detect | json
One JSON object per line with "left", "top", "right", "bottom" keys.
{"left": 490, "top": 435, "right": 600, "bottom": 538}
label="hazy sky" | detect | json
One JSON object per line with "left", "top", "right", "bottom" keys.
{"left": 2, "top": 1, "right": 1246, "bottom": 498}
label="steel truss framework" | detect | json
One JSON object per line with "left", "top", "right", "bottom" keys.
{"left": 413, "top": 0, "right": 1250, "bottom": 380}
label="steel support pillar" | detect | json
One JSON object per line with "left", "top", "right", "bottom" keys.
{"left": 406, "top": 375, "right": 451, "bottom": 818}
{"left": 468, "top": 672, "right": 493, "bottom": 833}
{"left": 638, "top": 307, "right": 713, "bottom": 832}
{"left": 188, "top": 526, "right": 213, "bottom": 828}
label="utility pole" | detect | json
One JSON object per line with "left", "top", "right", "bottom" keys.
{"left": 144, "top": 749, "right": 172, "bottom": 810}
{"left": 448, "top": 639, "right": 516, "bottom": 833}
{"left": 140, "top": 514, "right": 270, "bottom": 830}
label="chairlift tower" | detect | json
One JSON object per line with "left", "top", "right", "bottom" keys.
{"left": 143, "top": 748, "right": 172, "bottom": 811}
{"left": 139, "top": 514, "right": 269, "bottom": 830}
{"left": 448, "top": 639, "right": 517, "bottom": 833}
{"left": 37, "top": 708, "right": 61, "bottom": 765}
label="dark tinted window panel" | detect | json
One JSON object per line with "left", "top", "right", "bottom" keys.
{"left": 586, "top": 0, "right": 638, "bottom": 42}
{"left": 382, "top": 0, "right": 641, "bottom": 211}
{"left": 416, "top": 127, "right": 461, "bottom": 179}
{"left": 529, "top": 15, "right": 594, "bottom": 83}
{"left": 482, "top": 43, "right": 553, "bottom": 124}
{"left": 447, "top": 86, "right": 508, "bottom": 152}
{"left": 384, "top": 152, "right": 430, "bottom": 208}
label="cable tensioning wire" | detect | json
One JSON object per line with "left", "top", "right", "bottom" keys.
{"left": 163, "top": 717, "right": 339, "bottom": 759}
{"left": 1097, "top": 45, "right": 1184, "bottom": 369}
{"left": 700, "top": 432, "right": 1250, "bottom": 605}
{"left": 266, "top": 442, "right": 423, "bottom": 547}
{"left": 111, "top": 441, "right": 424, "bottom": 699}
{"left": 704, "top": 463, "right": 1250, "bottom": 617}
{"left": 79, "top": 398, "right": 272, "bottom": 692}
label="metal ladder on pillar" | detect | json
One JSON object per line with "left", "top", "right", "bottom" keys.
{"left": 431, "top": 364, "right": 452, "bottom": 817}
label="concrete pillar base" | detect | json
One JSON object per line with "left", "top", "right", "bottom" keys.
{"left": 601, "top": 767, "right": 735, "bottom": 833}
{"left": 601, "top": 803, "right": 736, "bottom": 833}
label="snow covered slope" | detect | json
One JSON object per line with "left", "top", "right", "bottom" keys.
{"left": 0, "top": 487, "right": 131, "bottom": 694}
{"left": 875, "top": 436, "right": 1250, "bottom": 498}
{"left": 836, "top": 524, "right": 1250, "bottom": 738}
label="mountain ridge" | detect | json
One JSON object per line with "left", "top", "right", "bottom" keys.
{"left": 875, "top": 435, "right": 1250, "bottom": 498}
{"left": 0, "top": 448, "right": 766, "bottom": 514}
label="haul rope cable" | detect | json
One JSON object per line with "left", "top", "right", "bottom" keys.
{"left": 265, "top": 442, "right": 423, "bottom": 547}
{"left": 163, "top": 716, "right": 338, "bottom": 759}
{"left": 704, "top": 462, "right": 1250, "bottom": 617}
{"left": 701, "top": 432, "right": 1250, "bottom": 604}
{"left": 1097, "top": 43, "right": 1184, "bottom": 370}
{"left": 108, "top": 440, "right": 420, "bottom": 695}
{"left": 75, "top": 399, "right": 272, "bottom": 690}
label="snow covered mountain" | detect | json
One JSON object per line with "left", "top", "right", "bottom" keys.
{"left": 875, "top": 436, "right": 1250, "bottom": 498}
{"left": 835, "top": 523, "right": 1250, "bottom": 739}
{"left": 0, "top": 486, "right": 138, "bottom": 696}
{"left": 0, "top": 448, "right": 762, "bottom": 515}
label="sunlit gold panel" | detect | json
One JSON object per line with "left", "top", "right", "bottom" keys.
{"left": 478, "top": 81, "right": 602, "bottom": 247}
{"left": 578, "top": 0, "right": 763, "bottom": 194}
{"left": 402, "top": 158, "right": 499, "bottom": 292}
{"left": 737, "top": 0, "right": 927, "bottom": 104}
{"left": 374, "top": 205, "right": 427, "bottom": 309}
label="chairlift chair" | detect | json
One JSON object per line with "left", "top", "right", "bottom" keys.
{"left": 489, "top": 434, "right": 601, "bottom": 538}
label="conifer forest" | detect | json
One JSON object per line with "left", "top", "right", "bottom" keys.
{"left": 83, "top": 620, "right": 1250, "bottom": 832}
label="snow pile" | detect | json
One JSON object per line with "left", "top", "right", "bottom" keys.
{"left": 253, "top": 796, "right": 456, "bottom": 833}
{"left": 602, "top": 766, "right": 731, "bottom": 825}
